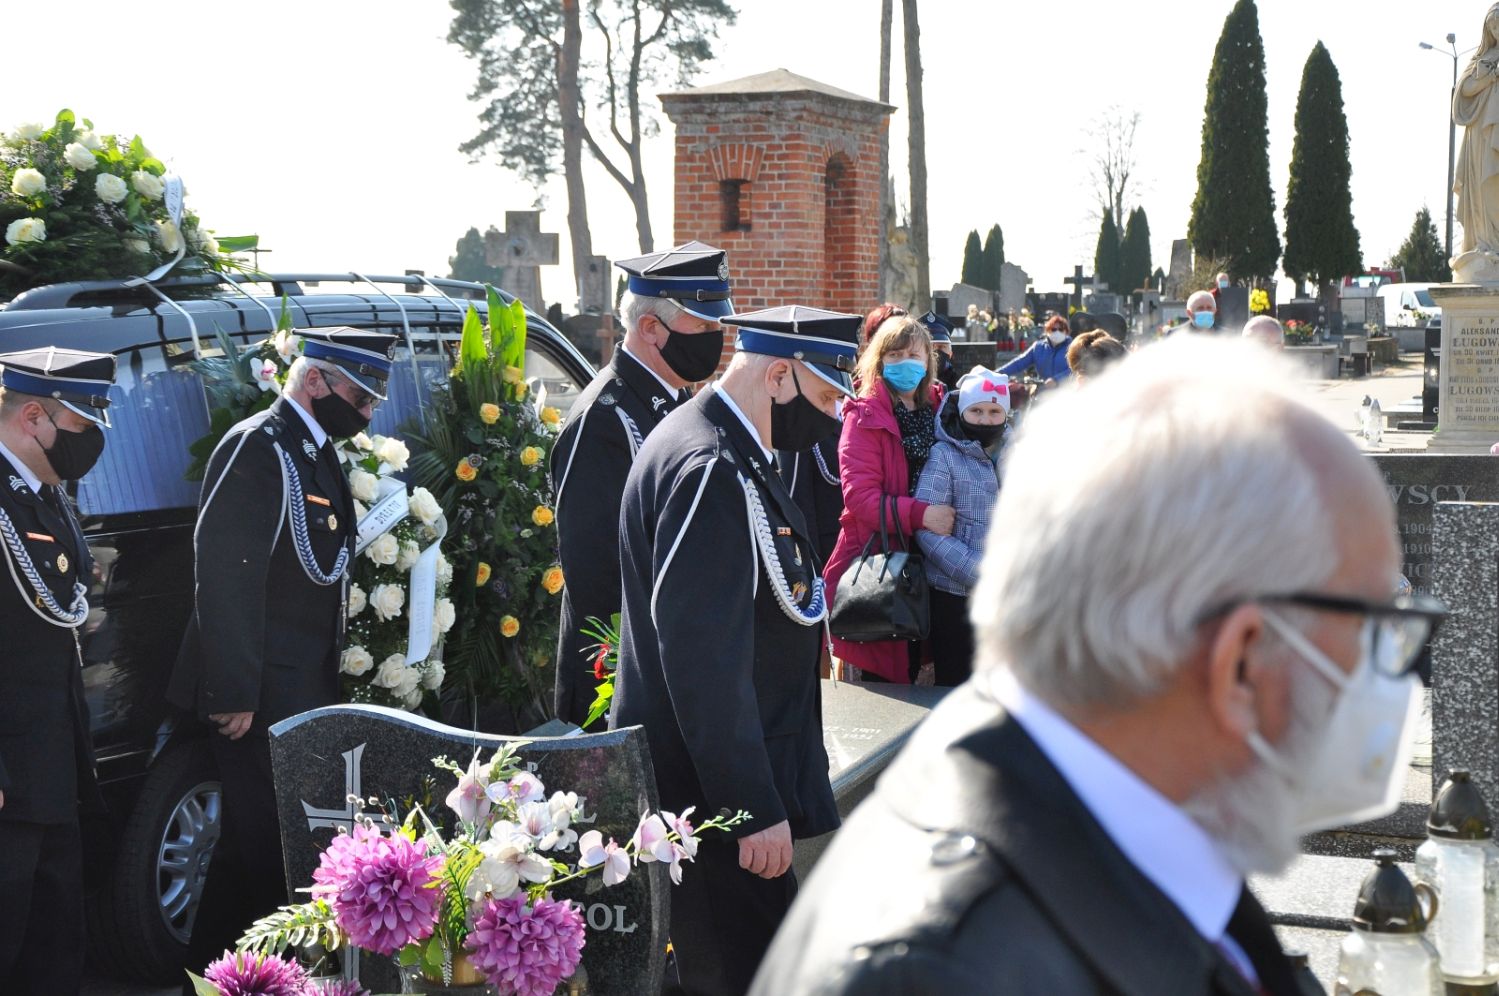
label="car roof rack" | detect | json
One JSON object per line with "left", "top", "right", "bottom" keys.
{"left": 1, "top": 271, "right": 505, "bottom": 314}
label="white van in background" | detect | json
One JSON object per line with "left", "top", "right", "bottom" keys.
{"left": 1376, "top": 283, "right": 1442, "bottom": 328}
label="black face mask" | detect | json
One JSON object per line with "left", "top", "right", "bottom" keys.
{"left": 961, "top": 418, "right": 1005, "bottom": 448}
{"left": 41, "top": 413, "right": 106, "bottom": 481}
{"left": 312, "top": 389, "right": 371, "bottom": 439}
{"left": 771, "top": 369, "right": 842, "bottom": 451}
{"left": 658, "top": 318, "right": 726, "bottom": 383}
{"left": 936, "top": 352, "right": 958, "bottom": 390}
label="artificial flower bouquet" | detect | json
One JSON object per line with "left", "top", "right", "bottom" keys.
{"left": 1284, "top": 319, "right": 1316, "bottom": 346}
{"left": 192, "top": 741, "right": 747, "bottom": 996}
{"left": 579, "top": 615, "right": 620, "bottom": 731}
{"left": 1249, "top": 288, "right": 1271, "bottom": 315}
{"left": 0, "top": 109, "right": 254, "bottom": 298}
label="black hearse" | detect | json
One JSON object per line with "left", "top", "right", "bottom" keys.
{"left": 0, "top": 272, "right": 593, "bottom": 982}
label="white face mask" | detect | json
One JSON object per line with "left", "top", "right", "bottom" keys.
{"left": 1047, "top": 331, "right": 1067, "bottom": 345}
{"left": 1247, "top": 610, "right": 1421, "bottom": 835}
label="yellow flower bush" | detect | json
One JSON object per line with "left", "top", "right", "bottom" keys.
{"left": 542, "top": 566, "right": 564, "bottom": 595}
{"left": 479, "top": 403, "right": 500, "bottom": 425}
{"left": 500, "top": 616, "right": 520, "bottom": 638}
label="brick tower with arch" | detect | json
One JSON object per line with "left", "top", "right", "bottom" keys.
{"left": 660, "top": 69, "right": 893, "bottom": 333}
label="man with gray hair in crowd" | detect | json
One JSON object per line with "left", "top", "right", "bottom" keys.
{"left": 550, "top": 242, "right": 733, "bottom": 727}
{"left": 752, "top": 337, "right": 1445, "bottom": 995}
{"left": 1243, "top": 314, "right": 1285, "bottom": 350}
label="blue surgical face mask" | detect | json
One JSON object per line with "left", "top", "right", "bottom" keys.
{"left": 882, "top": 358, "right": 927, "bottom": 392}
{"left": 1218, "top": 279, "right": 1230, "bottom": 290}
{"left": 1192, "top": 310, "right": 1216, "bottom": 329}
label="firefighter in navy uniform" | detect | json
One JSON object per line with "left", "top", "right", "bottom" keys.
{"left": 612, "top": 306, "right": 861, "bottom": 995}
{"left": 0, "top": 347, "right": 117, "bottom": 996}
{"left": 167, "top": 328, "right": 396, "bottom": 981}
{"left": 550, "top": 241, "right": 733, "bottom": 727}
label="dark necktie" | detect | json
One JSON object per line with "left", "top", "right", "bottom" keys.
{"left": 1224, "top": 886, "right": 1301, "bottom": 996}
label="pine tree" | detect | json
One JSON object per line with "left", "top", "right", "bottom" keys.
{"left": 980, "top": 224, "right": 1005, "bottom": 290}
{"left": 1390, "top": 207, "right": 1452, "bottom": 282}
{"left": 1120, "top": 207, "right": 1153, "bottom": 295}
{"left": 960, "top": 229, "right": 984, "bottom": 286}
{"left": 1283, "top": 42, "right": 1362, "bottom": 293}
{"left": 1189, "top": 0, "right": 1280, "bottom": 280}
{"left": 448, "top": 227, "right": 502, "bottom": 284}
{"left": 1095, "top": 213, "right": 1123, "bottom": 300}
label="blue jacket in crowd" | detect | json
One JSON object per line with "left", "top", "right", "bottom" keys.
{"left": 999, "top": 335, "right": 1073, "bottom": 382}
{"left": 913, "top": 394, "right": 1003, "bottom": 596}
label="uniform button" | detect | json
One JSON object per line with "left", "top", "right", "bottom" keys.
{"left": 930, "top": 832, "right": 978, "bottom": 865}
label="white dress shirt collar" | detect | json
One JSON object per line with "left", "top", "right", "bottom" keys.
{"left": 283, "top": 395, "right": 329, "bottom": 449}
{"left": 988, "top": 668, "right": 1244, "bottom": 948}
{"left": 619, "top": 345, "right": 680, "bottom": 399}
{"left": 0, "top": 436, "right": 42, "bottom": 494}
{"left": 710, "top": 383, "right": 774, "bottom": 462}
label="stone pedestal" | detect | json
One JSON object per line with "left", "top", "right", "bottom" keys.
{"left": 1429, "top": 285, "right": 1499, "bottom": 452}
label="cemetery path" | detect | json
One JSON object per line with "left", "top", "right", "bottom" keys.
{"left": 1299, "top": 360, "right": 1427, "bottom": 451}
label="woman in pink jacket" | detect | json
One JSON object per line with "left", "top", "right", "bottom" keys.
{"left": 824, "top": 314, "right": 955, "bottom": 683}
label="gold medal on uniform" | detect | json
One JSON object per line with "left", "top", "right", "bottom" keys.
{"left": 792, "top": 581, "right": 808, "bottom": 603}
{"left": 327, "top": 514, "right": 338, "bottom": 531}
{"left": 56, "top": 552, "right": 69, "bottom": 573}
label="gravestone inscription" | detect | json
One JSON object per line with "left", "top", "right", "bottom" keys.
{"left": 1430, "top": 285, "right": 1499, "bottom": 451}
{"left": 269, "top": 705, "right": 667, "bottom": 995}
{"left": 1371, "top": 455, "right": 1499, "bottom": 593}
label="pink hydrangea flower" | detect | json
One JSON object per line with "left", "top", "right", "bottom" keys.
{"left": 202, "top": 950, "right": 309, "bottom": 996}
{"left": 465, "top": 895, "right": 586, "bottom": 996}
{"left": 309, "top": 824, "right": 444, "bottom": 956}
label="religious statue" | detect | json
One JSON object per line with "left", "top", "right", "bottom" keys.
{"left": 1453, "top": 3, "right": 1499, "bottom": 282}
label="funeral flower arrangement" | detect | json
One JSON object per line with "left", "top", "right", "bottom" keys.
{"left": 205, "top": 741, "right": 746, "bottom": 995}
{"left": 1284, "top": 319, "right": 1315, "bottom": 346}
{"left": 0, "top": 109, "right": 252, "bottom": 299}
{"left": 1249, "top": 288, "right": 1272, "bottom": 314}
{"left": 579, "top": 615, "right": 620, "bottom": 730}
{"left": 409, "top": 290, "right": 565, "bottom": 720}
{"left": 188, "top": 319, "right": 450, "bottom": 710}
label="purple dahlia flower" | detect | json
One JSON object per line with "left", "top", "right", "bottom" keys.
{"left": 465, "top": 894, "right": 586, "bottom": 996}
{"left": 310, "top": 824, "right": 445, "bottom": 956}
{"left": 202, "top": 950, "right": 309, "bottom": 996}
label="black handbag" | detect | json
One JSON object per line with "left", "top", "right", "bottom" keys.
{"left": 829, "top": 496, "right": 930, "bottom": 642}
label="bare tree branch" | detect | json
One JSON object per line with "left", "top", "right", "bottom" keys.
{"left": 1081, "top": 106, "right": 1141, "bottom": 229}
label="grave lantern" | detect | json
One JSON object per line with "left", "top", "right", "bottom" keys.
{"left": 1336, "top": 849, "right": 1443, "bottom": 996}
{"left": 1414, "top": 769, "right": 1499, "bottom": 986}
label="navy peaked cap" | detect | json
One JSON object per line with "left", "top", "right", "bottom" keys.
{"left": 299, "top": 327, "right": 398, "bottom": 400}
{"left": 0, "top": 346, "right": 117, "bottom": 427}
{"left": 616, "top": 240, "right": 734, "bottom": 321}
{"left": 724, "top": 305, "right": 862, "bottom": 397}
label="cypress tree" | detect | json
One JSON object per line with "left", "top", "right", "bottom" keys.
{"left": 1283, "top": 42, "right": 1362, "bottom": 291}
{"left": 960, "top": 229, "right": 983, "bottom": 286}
{"left": 980, "top": 224, "right": 1005, "bottom": 290}
{"left": 1189, "top": 0, "right": 1280, "bottom": 280}
{"left": 1121, "top": 207, "right": 1153, "bottom": 295}
{"left": 1390, "top": 206, "right": 1451, "bottom": 282}
{"left": 1095, "top": 213, "right": 1122, "bottom": 299}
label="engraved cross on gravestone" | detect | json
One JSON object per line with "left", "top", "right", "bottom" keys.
{"left": 269, "top": 705, "right": 667, "bottom": 995}
{"left": 484, "top": 210, "right": 560, "bottom": 314}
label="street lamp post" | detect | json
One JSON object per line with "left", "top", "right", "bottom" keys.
{"left": 1421, "top": 34, "right": 1460, "bottom": 262}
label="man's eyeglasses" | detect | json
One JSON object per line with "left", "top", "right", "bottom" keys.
{"left": 324, "top": 367, "right": 380, "bottom": 411}
{"left": 1203, "top": 591, "right": 1449, "bottom": 678}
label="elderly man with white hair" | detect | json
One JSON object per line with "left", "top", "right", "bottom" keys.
{"left": 750, "top": 337, "right": 1446, "bottom": 996}
{"left": 1170, "top": 288, "right": 1220, "bottom": 334}
{"left": 549, "top": 242, "right": 733, "bottom": 726}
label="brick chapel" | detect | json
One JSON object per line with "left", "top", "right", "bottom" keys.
{"left": 660, "top": 69, "right": 893, "bottom": 329}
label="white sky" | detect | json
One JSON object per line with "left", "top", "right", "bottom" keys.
{"left": 2, "top": 0, "right": 1480, "bottom": 303}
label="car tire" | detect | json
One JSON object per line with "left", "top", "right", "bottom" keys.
{"left": 88, "top": 744, "right": 221, "bottom": 983}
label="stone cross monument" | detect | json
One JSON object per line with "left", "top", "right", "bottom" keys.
{"left": 484, "top": 210, "right": 559, "bottom": 314}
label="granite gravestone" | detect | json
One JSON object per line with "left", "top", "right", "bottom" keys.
{"left": 1371, "top": 454, "right": 1499, "bottom": 593}
{"left": 578, "top": 255, "right": 612, "bottom": 316}
{"left": 1431, "top": 502, "right": 1499, "bottom": 806}
{"left": 998, "top": 262, "right": 1030, "bottom": 317}
{"left": 1430, "top": 285, "right": 1499, "bottom": 452}
{"left": 269, "top": 706, "right": 667, "bottom": 995}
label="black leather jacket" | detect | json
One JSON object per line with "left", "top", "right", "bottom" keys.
{"left": 750, "top": 681, "right": 1321, "bottom": 995}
